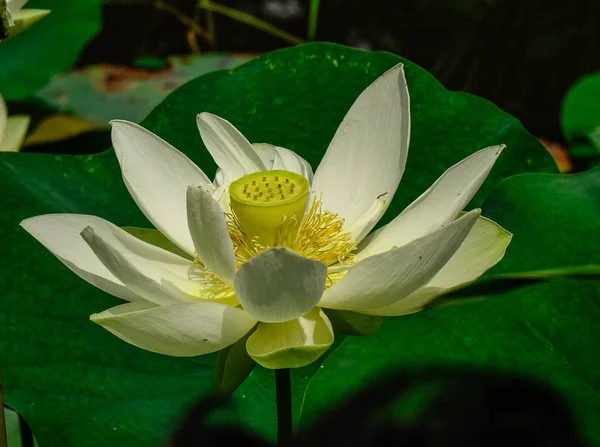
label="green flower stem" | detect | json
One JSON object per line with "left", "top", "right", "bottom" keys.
{"left": 275, "top": 369, "right": 292, "bottom": 446}
{"left": 198, "top": 0, "right": 305, "bottom": 45}
{"left": 307, "top": 0, "right": 320, "bottom": 40}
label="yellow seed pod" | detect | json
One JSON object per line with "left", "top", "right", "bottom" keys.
{"left": 229, "top": 170, "right": 309, "bottom": 246}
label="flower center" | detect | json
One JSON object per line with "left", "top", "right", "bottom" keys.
{"left": 229, "top": 170, "right": 310, "bottom": 246}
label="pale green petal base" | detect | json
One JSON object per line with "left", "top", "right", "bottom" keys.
{"left": 246, "top": 308, "right": 334, "bottom": 369}
{"left": 364, "top": 215, "right": 512, "bottom": 316}
{"left": 0, "top": 115, "right": 30, "bottom": 152}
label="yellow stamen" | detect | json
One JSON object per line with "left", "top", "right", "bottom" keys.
{"left": 276, "top": 198, "right": 357, "bottom": 266}
{"left": 226, "top": 194, "right": 356, "bottom": 268}
{"left": 192, "top": 257, "right": 239, "bottom": 304}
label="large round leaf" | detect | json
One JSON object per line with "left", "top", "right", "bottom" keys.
{"left": 300, "top": 167, "right": 600, "bottom": 445}
{"left": 0, "top": 0, "right": 102, "bottom": 100}
{"left": 0, "top": 43, "right": 555, "bottom": 446}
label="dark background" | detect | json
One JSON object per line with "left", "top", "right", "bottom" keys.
{"left": 80, "top": 0, "right": 600, "bottom": 142}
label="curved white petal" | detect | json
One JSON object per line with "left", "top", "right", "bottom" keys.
{"left": 428, "top": 215, "right": 511, "bottom": 288}
{"left": 213, "top": 167, "right": 226, "bottom": 187}
{"left": 253, "top": 143, "right": 314, "bottom": 183}
{"left": 81, "top": 227, "right": 186, "bottom": 306}
{"left": 0, "top": 95, "right": 7, "bottom": 147}
{"left": 111, "top": 120, "right": 211, "bottom": 256}
{"left": 187, "top": 184, "right": 237, "bottom": 285}
{"left": 358, "top": 145, "right": 504, "bottom": 259}
{"left": 311, "top": 63, "right": 410, "bottom": 226}
{"left": 364, "top": 216, "right": 511, "bottom": 316}
{"left": 234, "top": 247, "right": 327, "bottom": 323}
{"left": 344, "top": 198, "right": 387, "bottom": 244}
{"left": 319, "top": 209, "right": 480, "bottom": 311}
{"left": 246, "top": 308, "right": 334, "bottom": 369}
{"left": 21, "top": 214, "right": 141, "bottom": 301}
{"left": 91, "top": 301, "right": 257, "bottom": 357}
{"left": 7, "top": 0, "right": 28, "bottom": 13}
{"left": 196, "top": 112, "right": 266, "bottom": 182}
{"left": 21, "top": 214, "right": 200, "bottom": 302}
{"left": 361, "top": 287, "right": 443, "bottom": 317}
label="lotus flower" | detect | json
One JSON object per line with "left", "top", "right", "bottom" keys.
{"left": 21, "top": 64, "right": 511, "bottom": 369}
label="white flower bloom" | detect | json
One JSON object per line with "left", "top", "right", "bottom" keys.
{"left": 22, "top": 64, "right": 511, "bottom": 369}
{"left": 0, "top": 94, "right": 30, "bottom": 152}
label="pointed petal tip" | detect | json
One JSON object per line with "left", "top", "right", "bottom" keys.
{"left": 19, "top": 216, "right": 33, "bottom": 229}
{"left": 467, "top": 208, "right": 482, "bottom": 219}
{"left": 108, "top": 119, "right": 135, "bottom": 129}
{"left": 477, "top": 144, "right": 505, "bottom": 159}
{"left": 19, "top": 214, "right": 57, "bottom": 231}
{"left": 491, "top": 143, "right": 505, "bottom": 156}
{"left": 90, "top": 311, "right": 107, "bottom": 323}
{"left": 383, "top": 62, "right": 406, "bottom": 81}
{"left": 196, "top": 112, "right": 237, "bottom": 131}
{"left": 197, "top": 111, "right": 218, "bottom": 123}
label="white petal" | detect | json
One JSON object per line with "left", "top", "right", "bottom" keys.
{"left": 212, "top": 183, "right": 231, "bottom": 213}
{"left": 81, "top": 227, "right": 185, "bottom": 306}
{"left": 361, "top": 287, "right": 443, "bottom": 317}
{"left": 0, "top": 115, "right": 30, "bottom": 152}
{"left": 428, "top": 215, "right": 511, "bottom": 288}
{"left": 311, "top": 63, "right": 410, "bottom": 226}
{"left": 21, "top": 214, "right": 141, "bottom": 301}
{"left": 7, "top": 0, "right": 28, "bottom": 13}
{"left": 344, "top": 198, "right": 387, "bottom": 244}
{"left": 246, "top": 308, "right": 334, "bottom": 369}
{"left": 319, "top": 209, "right": 480, "bottom": 311}
{"left": 0, "top": 95, "right": 7, "bottom": 147}
{"left": 364, "top": 216, "right": 511, "bottom": 316}
{"left": 91, "top": 301, "right": 257, "bottom": 357}
{"left": 111, "top": 120, "right": 211, "bottom": 255}
{"left": 234, "top": 247, "right": 327, "bottom": 323}
{"left": 187, "top": 184, "right": 237, "bottom": 285}
{"left": 21, "top": 214, "right": 199, "bottom": 302}
{"left": 196, "top": 113, "right": 266, "bottom": 182}
{"left": 253, "top": 143, "right": 314, "bottom": 183}
{"left": 213, "top": 167, "right": 226, "bottom": 187}
{"left": 358, "top": 145, "right": 504, "bottom": 259}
